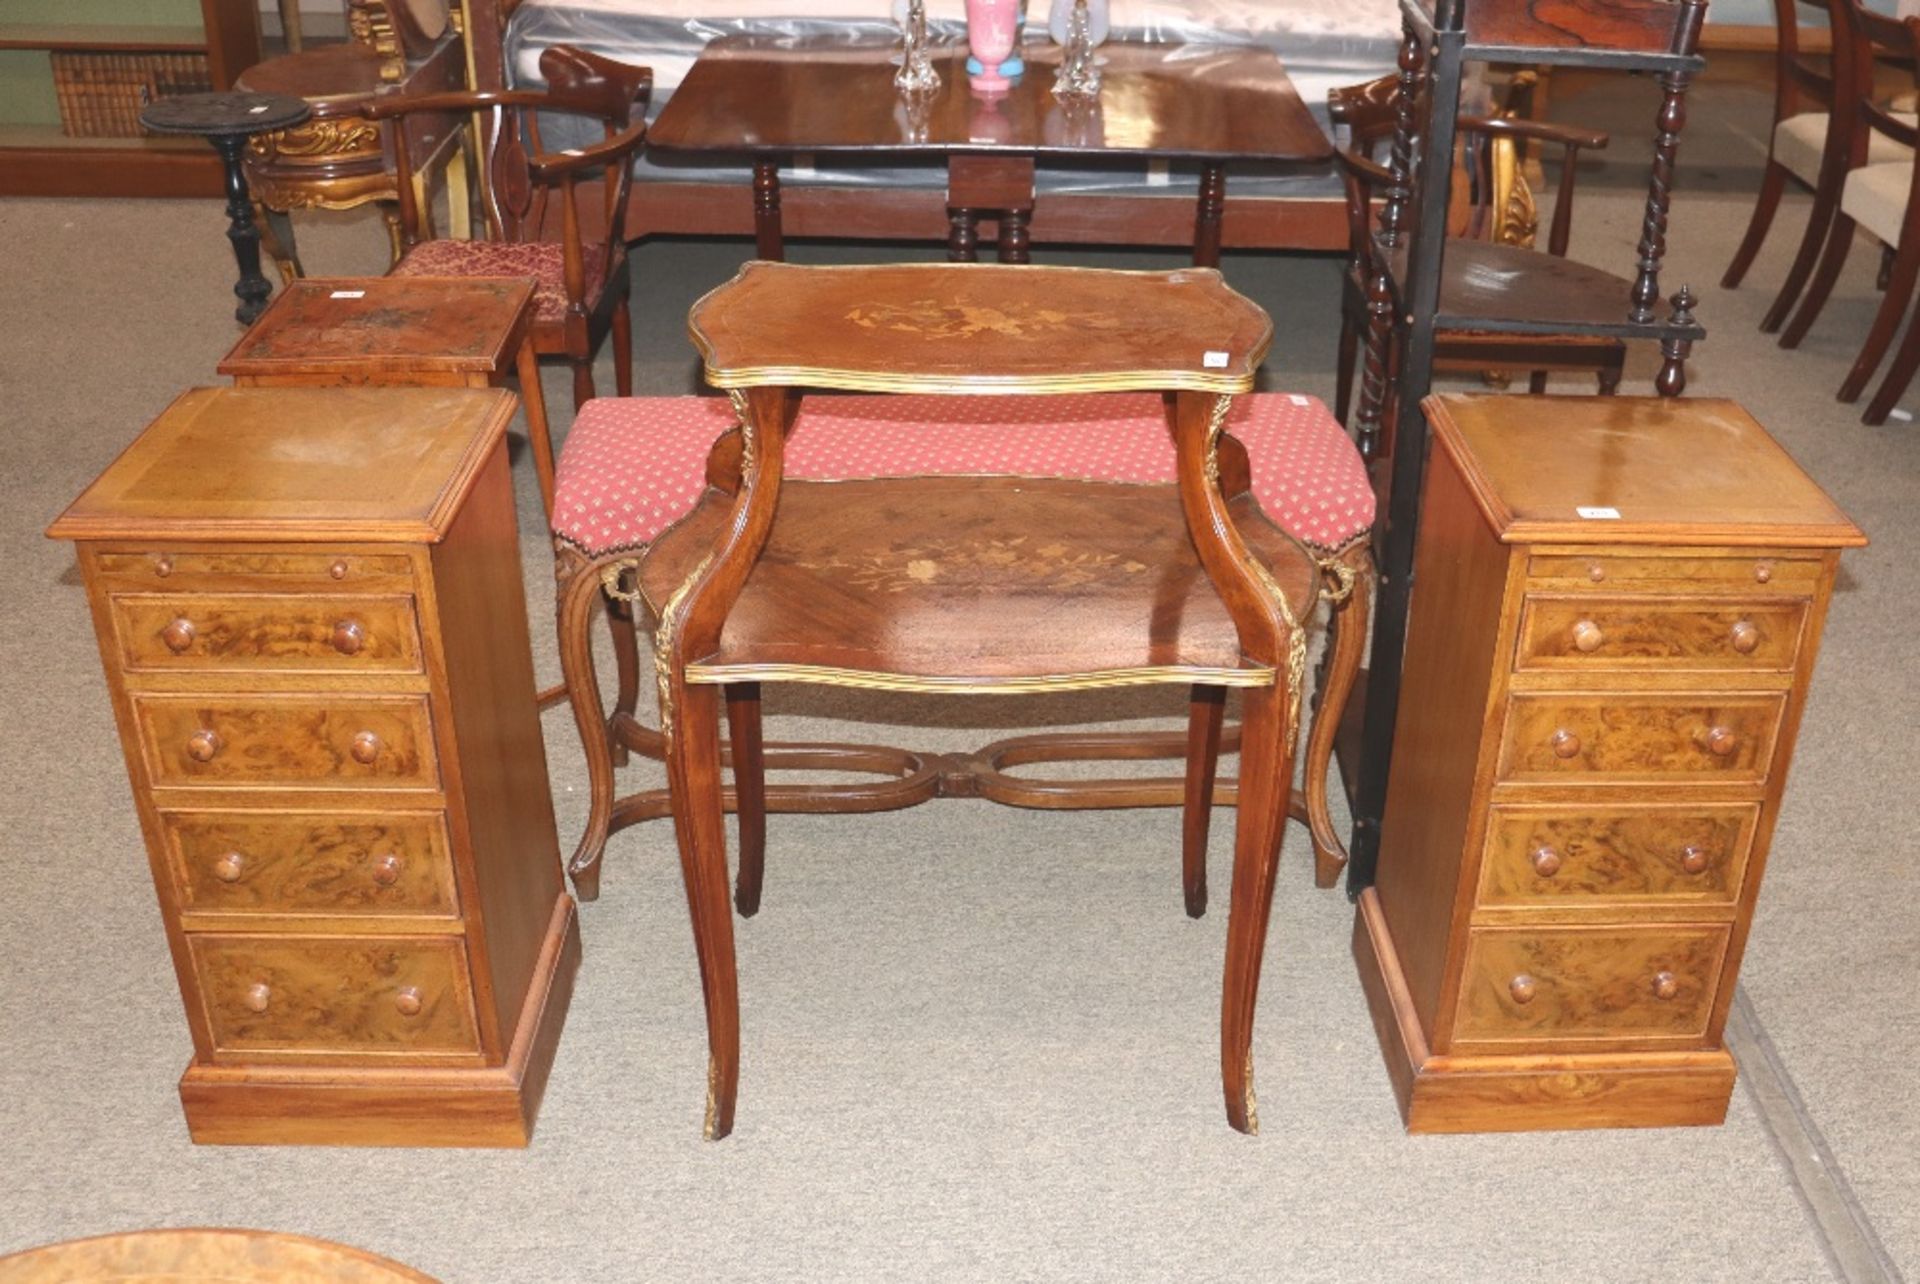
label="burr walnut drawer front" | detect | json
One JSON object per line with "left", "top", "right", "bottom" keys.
{"left": 1514, "top": 597, "right": 1806, "bottom": 672}
{"left": 1477, "top": 803, "right": 1759, "bottom": 911}
{"left": 188, "top": 935, "right": 479, "bottom": 1057}
{"left": 1451, "top": 925, "right": 1730, "bottom": 1050}
{"left": 132, "top": 695, "right": 438, "bottom": 790}
{"left": 163, "top": 810, "right": 458, "bottom": 917}
{"left": 110, "top": 593, "right": 423, "bottom": 673}
{"left": 1497, "top": 694, "right": 1785, "bottom": 785}
{"left": 91, "top": 550, "right": 415, "bottom": 592}
{"left": 1526, "top": 553, "right": 1823, "bottom": 592}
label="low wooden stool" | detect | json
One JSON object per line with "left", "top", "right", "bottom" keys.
{"left": 219, "top": 276, "right": 558, "bottom": 514}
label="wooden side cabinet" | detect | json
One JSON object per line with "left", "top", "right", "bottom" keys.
{"left": 1355, "top": 395, "right": 1865, "bottom": 1133}
{"left": 48, "top": 385, "right": 578, "bottom": 1147}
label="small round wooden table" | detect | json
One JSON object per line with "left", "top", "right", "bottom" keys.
{"left": 0, "top": 1228, "right": 439, "bottom": 1282}
{"left": 139, "top": 91, "right": 313, "bottom": 325}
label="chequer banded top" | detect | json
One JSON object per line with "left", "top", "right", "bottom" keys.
{"left": 551, "top": 392, "right": 1373, "bottom": 556}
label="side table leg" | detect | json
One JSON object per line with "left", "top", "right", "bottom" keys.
{"left": 949, "top": 208, "right": 980, "bottom": 262}
{"left": 1193, "top": 162, "right": 1227, "bottom": 269}
{"left": 752, "top": 160, "right": 785, "bottom": 262}
{"left": 997, "top": 207, "right": 1032, "bottom": 264}
{"left": 213, "top": 134, "right": 273, "bottom": 325}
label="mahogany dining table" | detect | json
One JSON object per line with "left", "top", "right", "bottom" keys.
{"left": 646, "top": 34, "right": 1334, "bottom": 267}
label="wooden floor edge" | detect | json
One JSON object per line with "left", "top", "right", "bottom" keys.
{"left": 1352, "top": 891, "right": 1737, "bottom": 1135}
{"left": 178, "top": 896, "right": 581, "bottom": 1148}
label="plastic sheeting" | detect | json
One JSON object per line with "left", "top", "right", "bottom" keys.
{"left": 504, "top": 0, "right": 1401, "bottom": 198}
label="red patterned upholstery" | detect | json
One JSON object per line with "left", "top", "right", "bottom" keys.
{"left": 552, "top": 393, "right": 1374, "bottom": 557}
{"left": 390, "top": 240, "right": 608, "bottom": 324}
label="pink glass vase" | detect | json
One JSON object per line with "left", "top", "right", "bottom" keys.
{"left": 966, "top": 0, "right": 1019, "bottom": 94}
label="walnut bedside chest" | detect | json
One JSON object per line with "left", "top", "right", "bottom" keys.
{"left": 1355, "top": 395, "right": 1864, "bottom": 1133}
{"left": 48, "top": 385, "right": 579, "bottom": 1146}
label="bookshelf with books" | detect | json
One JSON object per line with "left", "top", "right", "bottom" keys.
{"left": 0, "top": 0, "right": 261, "bottom": 197}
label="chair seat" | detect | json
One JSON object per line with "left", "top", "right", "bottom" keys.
{"left": 391, "top": 240, "right": 608, "bottom": 324}
{"left": 1774, "top": 111, "right": 1915, "bottom": 186}
{"left": 1842, "top": 160, "right": 1914, "bottom": 246}
{"left": 551, "top": 392, "right": 1375, "bottom": 559}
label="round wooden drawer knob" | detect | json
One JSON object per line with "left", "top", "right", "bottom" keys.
{"left": 1704, "top": 726, "right": 1738, "bottom": 756}
{"left": 1586, "top": 563, "right": 1606, "bottom": 583}
{"left": 1530, "top": 845, "right": 1562, "bottom": 877}
{"left": 349, "top": 731, "right": 382, "bottom": 765}
{"left": 1754, "top": 562, "right": 1774, "bottom": 584}
{"left": 1508, "top": 974, "right": 1538, "bottom": 1005}
{"left": 243, "top": 983, "right": 271, "bottom": 1013}
{"left": 1729, "top": 621, "right": 1760, "bottom": 654}
{"left": 329, "top": 559, "right": 349, "bottom": 580}
{"left": 186, "top": 730, "right": 222, "bottom": 763}
{"left": 1571, "top": 620, "right": 1605, "bottom": 653}
{"left": 154, "top": 555, "right": 174, "bottom": 578}
{"left": 1651, "top": 971, "right": 1680, "bottom": 1001}
{"left": 161, "top": 618, "right": 196, "bottom": 654}
{"left": 370, "top": 853, "right": 403, "bottom": 886}
{"left": 212, "top": 851, "right": 246, "bottom": 883}
{"left": 331, "top": 620, "right": 366, "bottom": 656}
{"left": 1550, "top": 729, "right": 1582, "bottom": 759}
{"left": 1680, "top": 845, "right": 1711, "bottom": 875}
{"left": 394, "top": 986, "right": 424, "bottom": 1018}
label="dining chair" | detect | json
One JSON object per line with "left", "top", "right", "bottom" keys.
{"left": 1776, "top": 0, "right": 1920, "bottom": 422}
{"left": 1330, "top": 73, "right": 1623, "bottom": 427}
{"left": 363, "top": 45, "right": 651, "bottom": 411}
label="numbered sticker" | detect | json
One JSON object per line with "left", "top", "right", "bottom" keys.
{"left": 1575, "top": 505, "right": 1622, "bottom": 520}
{"left": 328, "top": 290, "right": 367, "bottom": 299}
{"left": 1203, "top": 351, "right": 1230, "bottom": 369}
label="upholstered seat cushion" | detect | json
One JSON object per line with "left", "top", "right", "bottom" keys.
{"left": 1841, "top": 160, "right": 1915, "bottom": 245}
{"left": 552, "top": 392, "right": 1374, "bottom": 557}
{"left": 1774, "top": 111, "right": 1915, "bottom": 186}
{"left": 390, "top": 240, "right": 608, "bottom": 324}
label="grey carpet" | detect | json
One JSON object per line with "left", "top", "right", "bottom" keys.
{"left": 0, "top": 75, "right": 1914, "bottom": 1282}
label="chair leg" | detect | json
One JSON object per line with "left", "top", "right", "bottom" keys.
{"left": 604, "top": 595, "right": 642, "bottom": 767}
{"left": 1761, "top": 175, "right": 1843, "bottom": 333}
{"left": 1862, "top": 291, "right": 1920, "bottom": 423}
{"left": 571, "top": 358, "right": 596, "bottom": 412}
{"left": 557, "top": 553, "right": 620, "bottom": 902}
{"left": 1839, "top": 231, "right": 1920, "bottom": 402}
{"left": 1219, "top": 683, "right": 1294, "bottom": 1136}
{"left": 1779, "top": 213, "right": 1857, "bottom": 348}
{"left": 726, "top": 683, "right": 768, "bottom": 917}
{"left": 611, "top": 296, "right": 635, "bottom": 398}
{"left": 664, "top": 678, "right": 742, "bottom": 1141}
{"left": 1334, "top": 315, "right": 1359, "bottom": 426}
{"left": 1599, "top": 346, "right": 1625, "bottom": 395}
{"left": 1182, "top": 684, "right": 1227, "bottom": 919}
{"left": 1723, "top": 159, "right": 1790, "bottom": 289}
{"left": 1305, "top": 547, "right": 1372, "bottom": 889}
{"left": 255, "top": 202, "right": 304, "bottom": 285}
{"left": 515, "top": 339, "right": 557, "bottom": 519}
{"left": 1527, "top": 370, "right": 1549, "bottom": 395}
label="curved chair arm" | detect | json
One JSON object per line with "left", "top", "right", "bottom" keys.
{"left": 1458, "top": 116, "right": 1610, "bottom": 151}
{"left": 527, "top": 118, "right": 649, "bottom": 180}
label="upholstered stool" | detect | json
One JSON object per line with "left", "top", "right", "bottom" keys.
{"left": 551, "top": 391, "right": 1376, "bottom": 894}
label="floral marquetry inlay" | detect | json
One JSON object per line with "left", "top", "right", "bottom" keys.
{"left": 843, "top": 299, "right": 1124, "bottom": 343}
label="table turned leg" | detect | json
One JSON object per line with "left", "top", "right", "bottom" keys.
{"left": 753, "top": 160, "right": 786, "bottom": 262}
{"left": 949, "top": 208, "right": 980, "bottom": 262}
{"left": 1193, "top": 162, "right": 1228, "bottom": 269}
{"left": 997, "top": 208, "right": 1032, "bottom": 264}
{"left": 212, "top": 134, "right": 274, "bottom": 324}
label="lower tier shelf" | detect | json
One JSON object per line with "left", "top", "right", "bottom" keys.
{"left": 1353, "top": 887, "right": 1736, "bottom": 1133}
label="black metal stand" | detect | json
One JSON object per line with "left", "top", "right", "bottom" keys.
{"left": 211, "top": 134, "right": 274, "bottom": 325}
{"left": 137, "top": 90, "right": 312, "bottom": 327}
{"left": 1343, "top": 0, "right": 1710, "bottom": 897}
